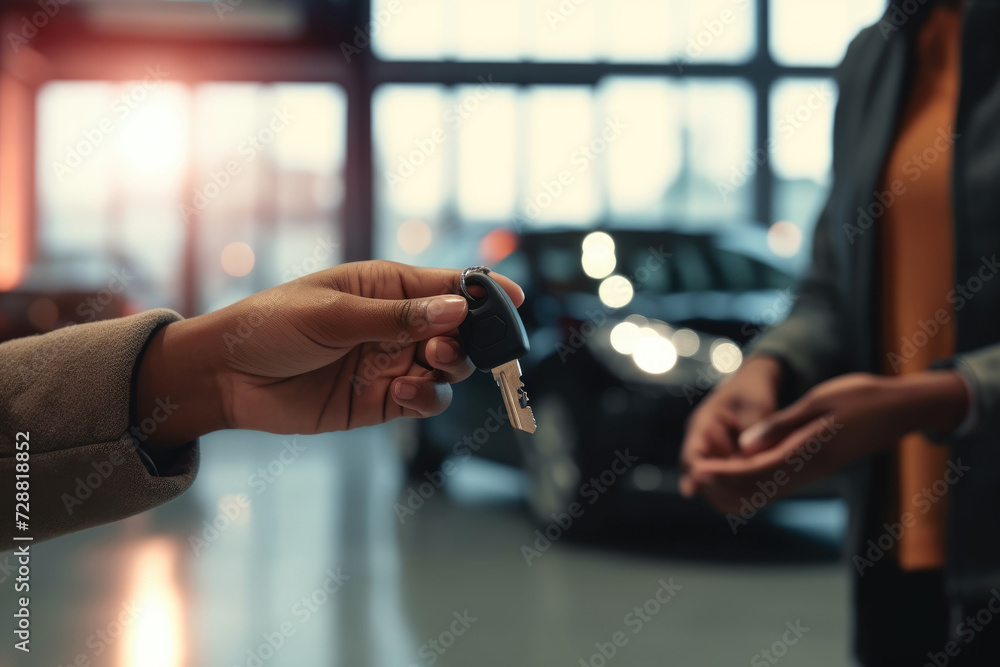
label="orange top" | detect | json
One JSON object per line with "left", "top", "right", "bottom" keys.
{"left": 880, "top": 4, "right": 962, "bottom": 570}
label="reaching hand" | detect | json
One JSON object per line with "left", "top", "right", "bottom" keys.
{"left": 678, "top": 355, "right": 783, "bottom": 509}
{"left": 135, "top": 261, "right": 524, "bottom": 447}
{"left": 682, "top": 371, "right": 970, "bottom": 514}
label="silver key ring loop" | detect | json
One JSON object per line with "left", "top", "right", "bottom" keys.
{"left": 459, "top": 266, "right": 491, "bottom": 300}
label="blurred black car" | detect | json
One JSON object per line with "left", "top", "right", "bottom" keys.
{"left": 409, "top": 224, "right": 820, "bottom": 524}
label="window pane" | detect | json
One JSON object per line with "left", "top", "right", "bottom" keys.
{"left": 456, "top": 85, "right": 518, "bottom": 221}
{"left": 684, "top": 79, "right": 755, "bottom": 222}
{"left": 770, "top": 77, "right": 837, "bottom": 254}
{"left": 373, "top": 79, "right": 756, "bottom": 266}
{"left": 679, "top": 0, "right": 756, "bottom": 64}
{"left": 523, "top": 87, "right": 599, "bottom": 223}
{"left": 36, "top": 81, "right": 346, "bottom": 313}
{"left": 373, "top": 0, "right": 756, "bottom": 62}
{"left": 770, "top": 0, "right": 886, "bottom": 65}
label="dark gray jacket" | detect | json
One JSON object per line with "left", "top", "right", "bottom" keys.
{"left": 752, "top": 0, "right": 1000, "bottom": 603}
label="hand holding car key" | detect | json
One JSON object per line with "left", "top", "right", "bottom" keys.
{"left": 457, "top": 267, "right": 536, "bottom": 433}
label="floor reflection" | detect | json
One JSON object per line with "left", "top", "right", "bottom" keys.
{"left": 6, "top": 424, "right": 851, "bottom": 667}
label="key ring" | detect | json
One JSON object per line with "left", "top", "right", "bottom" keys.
{"left": 459, "top": 266, "right": 491, "bottom": 300}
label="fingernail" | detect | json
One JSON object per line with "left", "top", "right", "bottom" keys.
{"left": 395, "top": 381, "right": 417, "bottom": 400}
{"left": 427, "top": 295, "right": 467, "bottom": 324}
{"left": 436, "top": 342, "right": 458, "bottom": 363}
{"left": 739, "top": 423, "right": 766, "bottom": 450}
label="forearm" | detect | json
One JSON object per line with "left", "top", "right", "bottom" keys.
{"left": 893, "top": 369, "right": 970, "bottom": 436}
{"left": 134, "top": 316, "right": 227, "bottom": 453}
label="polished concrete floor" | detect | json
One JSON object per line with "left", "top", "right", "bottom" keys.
{"left": 4, "top": 425, "right": 852, "bottom": 667}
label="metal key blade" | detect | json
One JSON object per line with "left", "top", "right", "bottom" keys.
{"left": 492, "top": 359, "right": 536, "bottom": 433}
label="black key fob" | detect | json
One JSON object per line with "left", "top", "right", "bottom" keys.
{"left": 458, "top": 270, "right": 529, "bottom": 371}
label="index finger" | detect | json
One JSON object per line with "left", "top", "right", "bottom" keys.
{"left": 354, "top": 261, "right": 525, "bottom": 308}
{"left": 689, "top": 416, "right": 829, "bottom": 481}
{"left": 403, "top": 266, "right": 525, "bottom": 307}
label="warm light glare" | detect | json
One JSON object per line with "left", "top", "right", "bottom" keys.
{"left": 479, "top": 227, "right": 519, "bottom": 264}
{"left": 118, "top": 104, "right": 186, "bottom": 174}
{"left": 598, "top": 274, "right": 634, "bottom": 308}
{"left": 120, "top": 539, "right": 184, "bottom": 667}
{"left": 672, "top": 328, "right": 700, "bottom": 357}
{"left": 767, "top": 220, "right": 803, "bottom": 257}
{"left": 633, "top": 334, "right": 677, "bottom": 374}
{"left": 609, "top": 321, "right": 641, "bottom": 355}
{"left": 397, "top": 219, "right": 433, "bottom": 254}
{"left": 221, "top": 242, "right": 255, "bottom": 277}
{"left": 711, "top": 340, "right": 743, "bottom": 373}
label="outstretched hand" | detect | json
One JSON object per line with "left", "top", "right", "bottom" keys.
{"left": 136, "top": 261, "right": 524, "bottom": 447}
{"left": 682, "top": 371, "right": 970, "bottom": 514}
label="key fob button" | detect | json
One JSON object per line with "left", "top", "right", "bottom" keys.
{"left": 470, "top": 315, "right": 507, "bottom": 349}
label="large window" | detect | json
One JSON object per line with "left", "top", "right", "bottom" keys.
{"left": 368, "top": 0, "right": 887, "bottom": 268}
{"left": 36, "top": 81, "right": 346, "bottom": 313}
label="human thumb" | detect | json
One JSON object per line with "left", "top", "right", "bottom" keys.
{"left": 321, "top": 292, "right": 468, "bottom": 345}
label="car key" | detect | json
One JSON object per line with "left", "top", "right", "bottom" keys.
{"left": 457, "top": 267, "right": 536, "bottom": 434}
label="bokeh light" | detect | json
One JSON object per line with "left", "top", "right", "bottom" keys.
{"left": 767, "top": 220, "right": 803, "bottom": 257}
{"left": 479, "top": 227, "right": 519, "bottom": 264}
{"left": 581, "top": 231, "right": 616, "bottom": 279}
{"left": 710, "top": 340, "right": 743, "bottom": 373}
{"left": 221, "top": 242, "right": 255, "bottom": 277}
{"left": 598, "top": 274, "right": 633, "bottom": 308}
{"left": 609, "top": 321, "right": 641, "bottom": 355}
{"left": 672, "top": 328, "right": 700, "bottom": 357}
{"left": 397, "top": 219, "right": 433, "bottom": 255}
{"left": 632, "top": 333, "right": 677, "bottom": 374}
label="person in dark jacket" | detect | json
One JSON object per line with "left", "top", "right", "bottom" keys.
{"left": 681, "top": 0, "right": 1000, "bottom": 664}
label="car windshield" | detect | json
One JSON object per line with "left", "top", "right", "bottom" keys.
{"left": 526, "top": 232, "right": 793, "bottom": 297}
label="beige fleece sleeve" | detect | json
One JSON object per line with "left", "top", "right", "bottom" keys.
{"left": 0, "top": 309, "right": 199, "bottom": 550}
